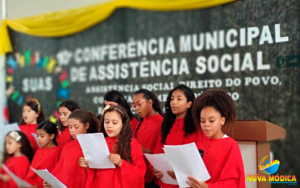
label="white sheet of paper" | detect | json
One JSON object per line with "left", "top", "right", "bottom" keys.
{"left": 163, "top": 143, "right": 210, "bottom": 188}
{"left": 77, "top": 133, "right": 115, "bottom": 169}
{"left": 0, "top": 123, "right": 20, "bottom": 136}
{"left": 31, "top": 133, "right": 41, "bottom": 148}
{"left": 31, "top": 168, "right": 67, "bottom": 188}
{"left": 144, "top": 153, "right": 178, "bottom": 185}
{"left": 1, "top": 164, "right": 32, "bottom": 187}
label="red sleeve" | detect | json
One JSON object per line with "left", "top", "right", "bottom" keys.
{"left": 25, "top": 170, "right": 37, "bottom": 186}
{"left": 86, "top": 168, "right": 96, "bottom": 188}
{"left": 153, "top": 134, "right": 164, "bottom": 154}
{"left": 130, "top": 117, "right": 139, "bottom": 136}
{"left": 9, "top": 157, "right": 30, "bottom": 188}
{"left": 51, "top": 148, "right": 65, "bottom": 178}
{"left": 119, "top": 138, "right": 146, "bottom": 188}
{"left": 25, "top": 166, "right": 37, "bottom": 186}
{"left": 206, "top": 142, "right": 246, "bottom": 188}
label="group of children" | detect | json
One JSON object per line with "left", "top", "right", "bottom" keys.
{"left": 0, "top": 84, "right": 246, "bottom": 188}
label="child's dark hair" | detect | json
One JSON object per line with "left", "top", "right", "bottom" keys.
{"left": 99, "top": 106, "right": 132, "bottom": 163}
{"left": 58, "top": 100, "right": 81, "bottom": 132}
{"left": 68, "top": 109, "right": 99, "bottom": 134}
{"left": 20, "top": 99, "right": 45, "bottom": 125}
{"left": 96, "top": 114, "right": 102, "bottom": 131}
{"left": 37, "top": 120, "right": 58, "bottom": 146}
{"left": 104, "top": 90, "right": 133, "bottom": 120}
{"left": 2, "top": 131, "right": 33, "bottom": 163}
{"left": 161, "top": 84, "right": 196, "bottom": 144}
{"left": 192, "top": 89, "right": 236, "bottom": 134}
{"left": 133, "top": 89, "right": 162, "bottom": 136}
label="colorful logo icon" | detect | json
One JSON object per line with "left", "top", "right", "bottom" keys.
{"left": 259, "top": 155, "right": 280, "bottom": 175}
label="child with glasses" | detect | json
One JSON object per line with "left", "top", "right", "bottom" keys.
{"left": 132, "top": 89, "right": 163, "bottom": 188}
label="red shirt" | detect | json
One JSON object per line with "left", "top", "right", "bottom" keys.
{"left": 130, "top": 117, "right": 139, "bottom": 135}
{"left": 19, "top": 124, "right": 39, "bottom": 153}
{"left": 196, "top": 135, "right": 246, "bottom": 188}
{"left": 154, "top": 118, "right": 201, "bottom": 188}
{"left": 25, "top": 146, "right": 61, "bottom": 188}
{"left": 56, "top": 128, "right": 72, "bottom": 148}
{"left": 52, "top": 140, "right": 87, "bottom": 188}
{"left": 135, "top": 114, "right": 163, "bottom": 183}
{"left": 86, "top": 137, "right": 146, "bottom": 188}
{"left": 0, "top": 156, "right": 30, "bottom": 188}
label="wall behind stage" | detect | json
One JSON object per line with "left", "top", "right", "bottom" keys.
{"left": 5, "top": 0, "right": 299, "bottom": 185}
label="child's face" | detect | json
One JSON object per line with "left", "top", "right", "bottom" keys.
{"left": 68, "top": 118, "right": 89, "bottom": 140}
{"left": 133, "top": 93, "right": 150, "bottom": 118}
{"left": 200, "top": 106, "right": 225, "bottom": 139}
{"left": 104, "top": 111, "right": 123, "bottom": 137}
{"left": 5, "top": 136, "right": 21, "bottom": 155}
{"left": 59, "top": 107, "right": 72, "bottom": 127}
{"left": 170, "top": 90, "right": 192, "bottom": 118}
{"left": 37, "top": 129, "right": 54, "bottom": 147}
{"left": 22, "top": 105, "right": 39, "bottom": 124}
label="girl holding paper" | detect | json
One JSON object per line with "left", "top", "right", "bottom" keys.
{"left": 25, "top": 120, "right": 61, "bottom": 188}
{"left": 132, "top": 89, "right": 163, "bottom": 188}
{"left": 57, "top": 100, "right": 81, "bottom": 147}
{"left": 0, "top": 131, "right": 33, "bottom": 188}
{"left": 19, "top": 98, "right": 45, "bottom": 153}
{"left": 80, "top": 106, "right": 146, "bottom": 188}
{"left": 43, "top": 109, "right": 99, "bottom": 188}
{"left": 153, "top": 84, "right": 201, "bottom": 188}
{"left": 103, "top": 90, "right": 139, "bottom": 133}
{"left": 186, "top": 89, "right": 246, "bottom": 188}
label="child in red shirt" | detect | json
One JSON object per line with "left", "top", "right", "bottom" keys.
{"left": 19, "top": 98, "right": 45, "bottom": 153}
{"left": 25, "top": 120, "right": 61, "bottom": 188}
{"left": 57, "top": 100, "right": 80, "bottom": 147}
{"left": 43, "top": 109, "right": 99, "bottom": 188}
{"left": 132, "top": 89, "right": 163, "bottom": 188}
{"left": 80, "top": 105, "right": 146, "bottom": 188}
{"left": 0, "top": 131, "right": 33, "bottom": 188}
{"left": 153, "top": 85, "right": 201, "bottom": 188}
{"left": 186, "top": 89, "right": 246, "bottom": 188}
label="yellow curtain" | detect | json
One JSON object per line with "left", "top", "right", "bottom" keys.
{"left": 0, "top": 0, "right": 236, "bottom": 55}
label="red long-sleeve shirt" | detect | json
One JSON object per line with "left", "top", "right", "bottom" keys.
{"left": 0, "top": 156, "right": 30, "bottom": 188}
{"left": 196, "top": 135, "right": 246, "bottom": 188}
{"left": 135, "top": 114, "right": 163, "bottom": 183}
{"left": 85, "top": 137, "right": 146, "bottom": 188}
{"left": 25, "top": 146, "right": 61, "bottom": 188}
{"left": 130, "top": 117, "right": 139, "bottom": 135}
{"left": 154, "top": 118, "right": 201, "bottom": 188}
{"left": 20, "top": 124, "right": 39, "bottom": 153}
{"left": 56, "top": 128, "right": 72, "bottom": 148}
{"left": 52, "top": 140, "right": 87, "bottom": 188}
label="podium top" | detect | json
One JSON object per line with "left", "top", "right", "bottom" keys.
{"left": 223, "top": 120, "right": 286, "bottom": 141}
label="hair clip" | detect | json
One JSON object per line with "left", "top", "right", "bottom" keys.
{"left": 102, "top": 105, "right": 111, "bottom": 115}
{"left": 31, "top": 98, "right": 41, "bottom": 114}
{"left": 115, "top": 108, "right": 124, "bottom": 116}
{"left": 9, "top": 131, "right": 21, "bottom": 142}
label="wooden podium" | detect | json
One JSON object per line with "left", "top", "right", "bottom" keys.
{"left": 223, "top": 120, "right": 286, "bottom": 188}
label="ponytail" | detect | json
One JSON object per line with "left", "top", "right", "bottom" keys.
{"left": 87, "top": 111, "right": 100, "bottom": 133}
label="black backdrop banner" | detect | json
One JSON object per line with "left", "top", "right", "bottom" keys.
{"left": 5, "top": 0, "right": 299, "bottom": 184}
